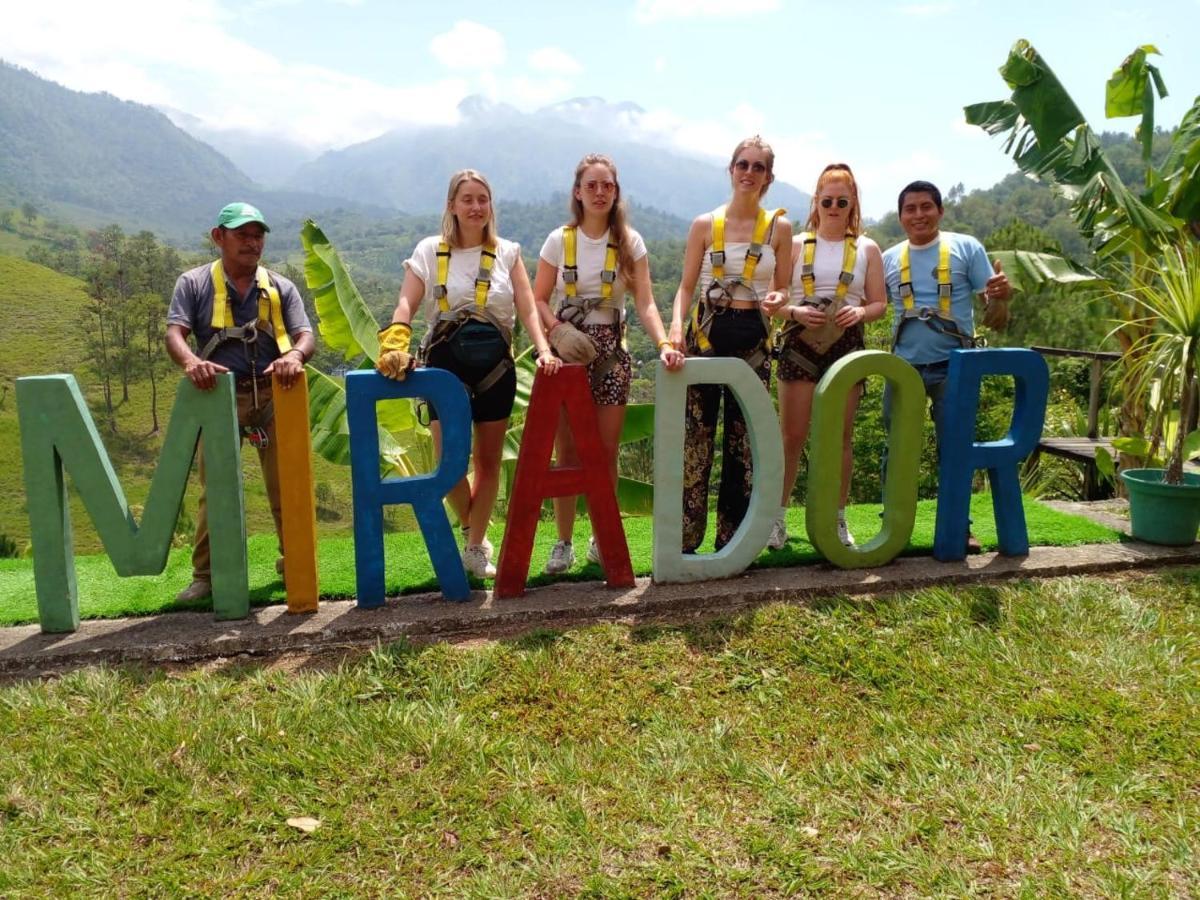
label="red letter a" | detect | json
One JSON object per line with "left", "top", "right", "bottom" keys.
{"left": 494, "top": 365, "right": 634, "bottom": 598}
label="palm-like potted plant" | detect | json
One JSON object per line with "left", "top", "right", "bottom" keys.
{"left": 1115, "top": 241, "right": 1200, "bottom": 543}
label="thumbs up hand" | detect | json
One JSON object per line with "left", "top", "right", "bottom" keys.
{"left": 981, "top": 257, "right": 1011, "bottom": 331}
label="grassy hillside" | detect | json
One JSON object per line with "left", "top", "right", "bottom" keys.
{"left": 0, "top": 254, "right": 360, "bottom": 557}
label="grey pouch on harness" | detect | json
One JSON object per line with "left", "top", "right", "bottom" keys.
{"left": 448, "top": 319, "right": 508, "bottom": 369}
{"left": 795, "top": 296, "right": 846, "bottom": 355}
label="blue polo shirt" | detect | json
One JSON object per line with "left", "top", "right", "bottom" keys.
{"left": 882, "top": 231, "right": 993, "bottom": 365}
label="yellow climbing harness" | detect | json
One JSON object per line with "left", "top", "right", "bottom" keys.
{"left": 797, "top": 231, "right": 858, "bottom": 303}
{"left": 435, "top": 240, "right": 496, "bottom": 312}
{"left": 893, "top": 239, "right": 975, "bottom": 350}
{"left": 562, "top": 226, "right": 618, "bottom": 302}
{"left": 690, "top": 205, "right": 784, "bottom": 363}
{"left": 207, "top": 260, "right": 292, "bottom": 355}
{"left": 775, "top": 232, "right": 859, "bottom": 365}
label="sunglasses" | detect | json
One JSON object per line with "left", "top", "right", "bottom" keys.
{"left": 820, "top": 197, "right": 851, "bottom": 209}
{"left": 733, "top": 159, "right": 768, "bottom": 174}
{"left": 583, "top": 180, "right": 617, "bottom": 194}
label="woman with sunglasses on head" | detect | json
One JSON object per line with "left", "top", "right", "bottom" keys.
{"left": 534, "top": 153, "right": 685, "bottom": 573}
{"left": 668, "top": 136, "right": 792, "bottom": 553}
{"left": 764, "top": 163, "right": 887, "bottom": 549}
{"left": 377, "top": 168, "right": 560, "bottom": 579}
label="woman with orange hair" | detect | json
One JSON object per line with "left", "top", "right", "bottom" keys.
{"left": 765, "top": 163, "right": 887, "bottom": 549}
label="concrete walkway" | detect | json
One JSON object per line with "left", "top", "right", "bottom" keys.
{"left": 3, "top": 534, "right": 1198, "bottom": 679}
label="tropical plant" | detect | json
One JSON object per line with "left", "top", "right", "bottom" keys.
{"left": 1101, "top": 242, "right": 1200, "bottom": 484}
{"left": 965, "top": 40, "right": 1200, "bottom": 445}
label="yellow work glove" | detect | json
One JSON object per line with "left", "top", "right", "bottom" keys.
{"left": 548, "top": 321, "right": 598, "bottom": 365}
{"left": 377, "top": 322, "right": 417, "bottom": 380}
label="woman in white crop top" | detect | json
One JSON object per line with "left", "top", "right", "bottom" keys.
{"left": 377, "top": 169, "right": 558, "bottom": 579}
{"left": 533, "top": 153, "right": 685, "bottom": 575}
{"left": 764, "top": 162, "right": 887, "bottom": 550}
{"left": 668, "top": 136, "right": 793, "bottom": 553}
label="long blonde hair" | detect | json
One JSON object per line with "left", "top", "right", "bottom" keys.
{"left": 568, "top": 153, "right": 636, "bottom": 275}
{"left": 805, "top": 163, "right": 862, "bottom": 236}
{"left": 729, "top": 135, "right": 776, "bottom": 197}
{"left": 441, "top": 169, "right": 498, "bottom": 247}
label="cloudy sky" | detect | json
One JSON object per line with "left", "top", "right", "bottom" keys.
{"left": 3, "top": 0, "right": 1197, "bottom": 217}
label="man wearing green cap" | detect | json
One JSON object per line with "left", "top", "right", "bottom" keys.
{"left": 166, "top": 202, "right": 316, "bottom": 603}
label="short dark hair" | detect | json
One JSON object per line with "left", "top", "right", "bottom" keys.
{"left": 897, "top": 180, "right": 943, "bottom": 215}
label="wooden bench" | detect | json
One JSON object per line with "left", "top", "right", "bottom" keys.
{"left": 1031, "top": 346, "right": 1122, "bottom": 500}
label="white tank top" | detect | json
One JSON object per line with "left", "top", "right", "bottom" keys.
{"left": 789, "top": 233, "right": 876, "bottom": 308}
{"left": 699, "top": 242, "right": 776, "bottom": 303}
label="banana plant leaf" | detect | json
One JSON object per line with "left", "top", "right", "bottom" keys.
{"left": 990, "top": 250, "right": 1099, "bottom": 293}
{"left": 1104, "top": 45, "right": 1165, "bottom": 161}
{"left": 305, "top": 365, "right": 413, "bottom": 476}
{"left": 300, "top": 220, "right": 382, "bottom": 362}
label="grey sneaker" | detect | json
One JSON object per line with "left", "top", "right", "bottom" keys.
{"left": 175, "top": 579, "right": 211, "bottom": 602}
{"left": 586, "top": 536, "right": 601, "bottom": 565}
{"left": 837, "top": 513, "right": 855, "bottom": 547}
{"left": 544, "top": 540, "right": 575, "bottom": 575}
{"left": 767, "top": 513, "right": 788, "bottom": 550}
{"left": 462, "top": 544, "right": 496, "bottom": 578}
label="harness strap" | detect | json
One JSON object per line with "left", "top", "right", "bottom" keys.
{"left": 434, "top": 240, "right": 496, "bottom": 313}
{"left": 893, "top": 239, "right": 974, "bottom": 351}
{"left": 562, "top": 226, "right": 619, "bottom": 302}
{"left": 205, "top": 260, "right": 292, "bottom": 360}
{"left": 693, "top": 205, "right": 784, "bottom": 358}
{"left": 780, "top": 232, "right": 859, "bottom": 348}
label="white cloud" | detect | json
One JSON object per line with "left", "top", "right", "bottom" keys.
{"left": 528, "top": 47, "right": 582, "bottom": 75}
{"left": 634, "top": 0, "right": 781, "bottom": 24}
{"left": 899, "top": 2, "right": 956, "bottom": 15}
{"left": 654, "top": 56, "right": 667, "bottom": 73}
{"left": 0, "top": 1, "right": 467, "bottom": 151}
{"left": 429, "top": 20, "right": 506, "bottom": 70}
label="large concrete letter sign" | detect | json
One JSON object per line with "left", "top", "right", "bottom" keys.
{"left": 345, "top": 369, "right": 471, "bottom": 606}
{"left": 653, "top": 358, "right": 782, "bottom": 583}
{"left": 17, "top": 374, "right": 246, "bottom": 633}
{"left": 807, "top": 351, "right": 924, "bottom": 567}
{"left": 273, "top": 371, "right": 319, "bottom": 614}
{"left": 495, "top": 365, "right": 633, "bottom": 598}
{"left": 934, "top": 348, "right": 1049, "bottom": 561}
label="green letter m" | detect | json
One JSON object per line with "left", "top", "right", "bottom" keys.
{"left": 17, "top": 374, "right": 247, "bottom": 633}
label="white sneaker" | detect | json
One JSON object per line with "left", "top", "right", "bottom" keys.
{"left": 586, "top": 536, "right": 601, "bottom": 564}
{"left": 545, "top": 540, "right": 575, "bottom": 574}
{"left": 462, "top": 544, "right": 496, "bottom": 578}
{"left": 461, "top": 527, "right": 493, "bottom": 557}
{"left": 175, "top": 579, "right": 211, "bottom": 602}
{"left": 767, "top": 513, "right": 788, "bottom": 550}
{"left": 837, "top": 513, "right": 855, "bottom": 547}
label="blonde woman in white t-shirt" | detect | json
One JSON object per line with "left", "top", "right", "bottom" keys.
{"left": 534, "top": 153, "right": 684, "bottom": 574}
{"left": 763, "top": 163, "right": 887, "bottom": 549}
{"left": 377, "top": 169, "right": 560, "bottom": 578}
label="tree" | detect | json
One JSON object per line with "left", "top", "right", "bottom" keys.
{"left": 21, "top": 202, "right": 36, "bottom": 224}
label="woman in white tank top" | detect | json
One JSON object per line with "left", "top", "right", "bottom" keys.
{"left": 668, "top": 136, "right": 793, "bottom": 553}
{"left": 763, "top": 163, "right": 887, "bottom": 550}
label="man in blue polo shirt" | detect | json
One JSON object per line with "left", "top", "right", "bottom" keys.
{"left": 882, "top": 180, "right": 1011, "bottom": 552}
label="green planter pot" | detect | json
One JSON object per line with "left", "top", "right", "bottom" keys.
{"left": 1120, "top": 468, "right": 1200, "bottom": 545}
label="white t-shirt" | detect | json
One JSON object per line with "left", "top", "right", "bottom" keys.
{"left": 539, "top": 226, "right": 648, "bottom": 324}
{"left": 788, "top": 233, "right": 877, "bottom": 308}
{"left": 404, "top": 235, "right": 522, "bottom": 331}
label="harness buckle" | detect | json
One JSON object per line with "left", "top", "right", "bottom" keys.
{"left": 562, "top": 266, "right": 578, "bottom": 285}
{"left": 938, "top": 283, "right": 952, "bottom": 300}
{"left": 838, "top": 271, "right": 855, "bottom": 286}
{"left": 917, "top": 306, "right": 937, "bottom": 321}
{"left": 899, "top": 283, "right": 914, "bottom": 300}
{"left": 244, "top": 425, "right": 269, "bottom": 450}
{"left": 600, "top": 270, "right": 616, "bottom": 285}
{"left": 433, "top": 285, "right": 448, "bottom": 300}
{"left": 710, "top": 250, "right": 725, "bottom": 268}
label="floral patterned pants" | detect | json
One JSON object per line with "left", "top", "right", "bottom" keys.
{"left": 682, "top": 309, "right": 770, "bottom": 552}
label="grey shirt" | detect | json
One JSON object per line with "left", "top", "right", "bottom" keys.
{"left": 167, "top": 263, "right": 312, "bottom": 376}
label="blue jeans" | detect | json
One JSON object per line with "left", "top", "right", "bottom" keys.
{"left": 880, "top": 359, "right": 949, "bottom": 483}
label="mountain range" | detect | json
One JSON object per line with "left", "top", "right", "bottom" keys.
{"left": 0, "top": 61, "right": 809, "bottom": 243}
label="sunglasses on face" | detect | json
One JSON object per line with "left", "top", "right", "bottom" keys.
{"left": 733, "top": 159, "right": 768, "bottom": 174}
{"left": 820, "top": 197, "right": 851, "bottom": 209}
{"left": 583, "top": 180, "right": 616, "bottom": 194}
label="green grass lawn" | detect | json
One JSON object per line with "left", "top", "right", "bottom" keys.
{"left": 1, "top": 568, "right": 1196, "bottom": 895}
{"left": 0, "top": 494, "right": 1120, "bottom": 627}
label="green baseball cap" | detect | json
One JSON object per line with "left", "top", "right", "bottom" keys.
{"left": 215, "top": 201, "right": 270, "bottom": 232}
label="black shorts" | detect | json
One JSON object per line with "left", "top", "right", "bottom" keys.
{"left": 777, "top": 322, "right": 866, "bottom": 383}
{"left": 425, "top": 322, "right": 517, "bottom": 423}
{"left": 687, "top": 307, "right": 767, "bottom": 357}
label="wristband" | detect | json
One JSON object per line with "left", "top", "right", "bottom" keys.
{"left": 657, "top": 339, "right": 672, "bottom": 350}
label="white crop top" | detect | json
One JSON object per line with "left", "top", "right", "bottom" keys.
{"left": 698, "top": 242, "right": 777, "bottom": 303}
